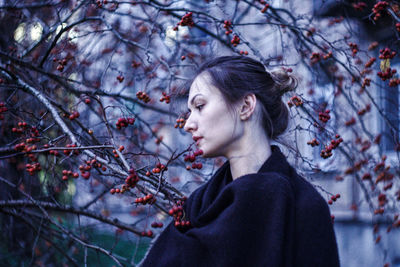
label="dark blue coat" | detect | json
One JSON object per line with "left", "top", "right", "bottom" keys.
{"left": 140, "top": 145, "right": 340, "bottom": 266}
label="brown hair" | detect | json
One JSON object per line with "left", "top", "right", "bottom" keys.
{"left": 192, "top": 56, "right": 297, "bottom": 139}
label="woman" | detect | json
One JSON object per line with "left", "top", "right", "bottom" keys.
{"left": 140, "top": 56, "right": 340, "bottom": 267}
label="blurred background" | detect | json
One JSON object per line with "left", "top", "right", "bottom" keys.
{"left": 0, "top": 0, "right": 399, "bottom": 266}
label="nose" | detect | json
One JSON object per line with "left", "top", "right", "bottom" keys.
{"left": 184, "top": 113, "right": 197, "bottom": 133}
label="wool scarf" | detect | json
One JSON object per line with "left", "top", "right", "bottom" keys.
{"left": 140, "top": 145, "right": 340, "bottom": 267}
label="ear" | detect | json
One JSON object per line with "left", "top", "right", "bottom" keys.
{"left": 239, "top": 93, "right": 257, "bottom": 121}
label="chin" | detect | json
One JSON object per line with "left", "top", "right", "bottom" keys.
{"left": 200, "top": 148, "right": 221, "bottom": 159}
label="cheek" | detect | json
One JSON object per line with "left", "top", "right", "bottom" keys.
{"left": 205, "top": 109, "right": 236, "bottom": 136}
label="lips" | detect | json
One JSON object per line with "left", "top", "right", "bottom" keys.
{"left": 192, "top": 136, "right": 202, "bottom": 141}
{"left": 192, "top": 136, "right": 203, "bottom": 146}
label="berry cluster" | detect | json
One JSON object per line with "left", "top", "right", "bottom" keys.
{"left": 110, "top": 169, "right": 139, "bottom": 194}
{"left": 345, "top": 117, "right": 356, "bottom": 126}
{"left": 320, "top": 134, "right": 343, "bottom": 159}
{"left": 352, "top": 2, "right": 367, "bottom": 11}
{"left": 0, "top": 102, "right": 7, "bottom": 120}
{"left": 141, "top": 230, "right": 153, "bottom": 237}
{"left": 377, "top": 68, "right": 396, "bottom": 81}
{"left": 25, "top": 138, "right": 40, "bottom": 146}
{"left": 184, "top": 149, "right": 203, "bottom": 170}
{"left": 374, "top": 155, "right": 386, "bottom": 171}
{"left": 42, "top": 144, "right": 59, "bottom": 157}
{"left": 287, "top": 95, "right": 303, "bottom": 107}
{"left": 368, "top": 41, "right": 379, "bottom": 51}
{"left": 14, "top": 142, "right": 30, "bottom": 152}
{"left": 126, "top": 168, "right": 140, "bottom": 188}
{"left": 376, "top": 171, "right": 393, "bottom": 184}
{"left": 374, "top": 134, "right": 382, "bottom": 144}
{"left": 328, "top": 16, "right": 344, "bottom": 26}
{"left": 151, "top": 162, "right": 167, "bottom": 174}
{"left": 116, "top": 75, "right": 124, "bottom": 83}
{"left": 389, "top": 78, "right": 400, "bottom": 87}
{"left": 62, "top": 169, "right": 79, "bottom": 181}
{"left": 191, "top": 162, "right": 203, "bottom": 169}
{"left": 362, "top": 173, "right": 372, "bottom": 180}
{"left": 12, "top": 121, "right": 28, "bottom": 134}
{"left": 364, "top": 57, "right": 376, "bottom": 68}
{"left": 136, "top": 91, "right": 151, "bottom": 103}
{"left": 307, "top": 138, "right": 320, "bottom": 147}
{"left": 260, "top": 4, "right": 270, "bottom": 13}
{"left": 177, "top": 12, "right": 194, "bottom": 27}
{"left": 112, "top": 146, "right": 124, "bottom": 158}
{"left": 231, "top": 35, "right": 240, "bottom": 47}
{"left": 360, "top": 140, "right": 371, "bottom": 152}
{"left": 55, "top": 58, "right": 68, "bottom": 72}
{"left": 78, "top": 159, "right": 100, "bottom": 180}
{"left": 397, "top": 23, "right": 400, "bottom": 32}
{"left": 131, "top": 60, "right": 141, "bottom": 68}
{"left": 116, "top": 117, "right": 135, "bottom": 130}
{"left": 223, "top": 20, "right": 232, "bottom": 35}
{"left": 306, "top": 27, "right": 316, "bottom": 37}
{"left": 95, "top": 0, "right": 108, "bottom": 8}
{"left": 184, "top": 149, "right": 203, "bottom": 163}
{"left": 372, "top": 1, "right": 389, "bottom": 21}
{"left": 310, "top": 52, "right": 320, "bottom": 63}
{"left": 361, "top": 78, "right": 371, "bottom": 89}
{"left": 239, "top": 50, "right": 249, "bottom": 55}
{"left": 159, "top": 92, "right": 170, "bottom": 103}
{"left": 318, "top": 109, "right": 331, "bottom": 123}
{"left": 68, "top": 111, "right": 80, "bottom": 120}
{"left": 134, "top": 194, "right": 156, "bottom": 205}
{"left": 151, "top": 222, "right": 164, "bottom": 228}
{"left": 327, "top": 194, "right": 341, "bottom": 205}
{"left": 374, "top": 208, "right": 384, "bottom": 215}
{"left": 26, "top": 128, "right": 40, "bottom": 144}
{"left": 357, "top": 103, "right": 371, "bottom": 116}
{"left": 64, "top": 143, "right": 79, "bottom": 156}
{"left": 155, "top": 136, "right": 163, "bottom": 145}
{"left": 174, "top": 118, "right": 185, "bottom": 128}
{"left": 378, "top": 193, "right": 387, "bottom": 206}
{"left": 50, "top": 148, "right": 61, "bottom": 157}
{"left": 323, "top": 52, "right": 332, "bottom": 60}
{"left": 168, "top": 199, "right": 191, "bottom": 230}
{"left": 379, "top": 48, "right": 396, "bottom": 59}
{"left": 348, "top": 42, "right": 358, "bottom": 57}
{"left": 360, "top": 68, "right": 372, "bottom": 78}
{"left": 353, "top": 159, "right": 368, "bottom": 171}
{"left": 383, "top": 182, "right": 393, "bottom": 191}
{"left": 26, "top": 162, "right": 41, "bottom": 175}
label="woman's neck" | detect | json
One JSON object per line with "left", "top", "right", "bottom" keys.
{"left": 227, "top": 126, "right": 271, "bottom": 180}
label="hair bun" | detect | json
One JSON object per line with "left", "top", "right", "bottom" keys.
{"left": 270, "top": 69, "right": 298, "bottom": 96}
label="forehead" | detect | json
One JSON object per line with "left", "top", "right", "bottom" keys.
{"left": 188, "top": 73, "right": 220, "bottom": 104}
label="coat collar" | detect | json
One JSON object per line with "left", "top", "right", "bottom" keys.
{"left": 257, "top": 145, "right": 293, "bottom": 178}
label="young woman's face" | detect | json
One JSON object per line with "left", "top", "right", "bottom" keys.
{"left": 184, "top": 73, "right": 244, "bottom": 158}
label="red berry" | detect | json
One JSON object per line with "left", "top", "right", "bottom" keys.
{"left": 147, "top": 230, "right": 153, "bottom": 237}
{"left": 81, "top": 171, "right": 91, "bottom": 179}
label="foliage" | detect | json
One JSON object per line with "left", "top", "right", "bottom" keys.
{"left": 0, "top": 0, "right": 399, "bottom": 266}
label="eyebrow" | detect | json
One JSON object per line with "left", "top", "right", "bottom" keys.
{"left": 188, "top": 93, "right": 203, "bottom": 106}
